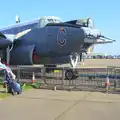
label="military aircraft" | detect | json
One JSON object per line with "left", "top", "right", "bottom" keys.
{"left": 0, "top": 16, "right": 115, "bottom": 79}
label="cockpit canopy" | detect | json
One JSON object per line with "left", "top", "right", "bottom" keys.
{"left": 65, "top": 17, "right": 94, "bottom": 29}
{"left": 76, "top": 18, "right": 94, "bottom": 28}
{"left": 38, "top": 16, "right": 94, "bottom": 29}
{"left": 39, "top": 16, "right": 61, "bottom": 28}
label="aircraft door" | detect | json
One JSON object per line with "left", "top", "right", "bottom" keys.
{"left": 46, "top": 26, "right": 58, "bottom": 53}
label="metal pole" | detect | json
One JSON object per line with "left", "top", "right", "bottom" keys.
{"left": 62, "top": 67, "right": 64, "bottom": 89}
{"left": 6, "top": 46, "right": 10, "bottom": 65}
{"left": 17, "top": 66, "right": 20, "bottom": 83}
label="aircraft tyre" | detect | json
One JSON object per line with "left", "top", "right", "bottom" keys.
{"left": 65, "top": 69, "right": 79, "bottom": 80}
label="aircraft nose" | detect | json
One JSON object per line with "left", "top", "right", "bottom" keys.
{"left": 82, "top": 27, "right": 101, "bottom": 43}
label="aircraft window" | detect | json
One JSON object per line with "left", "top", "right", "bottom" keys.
{"left": 39, "top": 19, "right": 46, "bottom": 28}
{"left": 54, "top": 19, "right": 60, "bottom": 23}
{"left": 47, "top": 19, "right": 54, "bottom": 23}
{"left": 76, "top": 19, "right": 88, "bottom": 27}
{"left": 88, "top": 18, "right": 94, "bottom": 28}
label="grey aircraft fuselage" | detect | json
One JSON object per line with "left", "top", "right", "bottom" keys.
{"left": 0, "top": 17, "right": 114, "bottom": 65}
{"left": 0, "top": 18, "right": 86, "bottom": 65}
{"left": 1, "top": 23, "right": 85, "bottom": 55}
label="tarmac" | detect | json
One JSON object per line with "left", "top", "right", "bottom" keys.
{"left": 0, "top": 89, "right": 120, "bottom": 120}
{"left": 59, "top": 59, "right": 120, "bottom": 68}
{"left": 0, "top": 59, "right": 120, "bottom": 120}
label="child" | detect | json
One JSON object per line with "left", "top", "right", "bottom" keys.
{"left": 1, "top": 62, "right": 16, "bottom": 81}
{"left": 1, "top": 62, "right": 22, "bottom": 95}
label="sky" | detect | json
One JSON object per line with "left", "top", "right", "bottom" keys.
{"left": 0, "top": 0, "right": 119, "bottom": 55}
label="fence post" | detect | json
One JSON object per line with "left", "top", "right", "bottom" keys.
{"left": 62, "top": 67, "right": 64, "bottom": 90}
{"left": 17, "top": 66, "right": 20, "bottom": 83}
{"left": 68, "top": 68, "right": 72, "bottom": 91}
{"left": 114, "top": 69, "right": 117, "bottom": 91}
{"left": 41, "top": 67, "right": 46, "bottom": 86}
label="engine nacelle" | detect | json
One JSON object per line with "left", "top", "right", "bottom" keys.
{"left": 10, "top": 45, "right": 35, "bottom": 65}
{"left": 0, "top": 32, "right": 14, "bottom": 49}
{"left": 0, "top": 38, "right": 12, "bottom": 48}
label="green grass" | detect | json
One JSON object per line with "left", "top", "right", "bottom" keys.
{"left": 0, "top": 93, "right": 10, "bottom": 98}
{"left": 0, "top": 84, "right": 33, "bottom": 98}
{"left": 21, "top": 82, "right": 41, "bottom": 91}
{"left": 21, "top": 83, "right": 33, "bottom": 92}
{"left": 0, "top": 82, "right": 41, "bottom": 98}
{"left": 0, "top": 84, "right": 9, "bottom": 98}
{"left": 0, "top": 84, "right": 3, "bottom": 88}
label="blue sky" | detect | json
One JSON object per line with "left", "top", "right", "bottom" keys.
{"left": 0, "top": 0, "right": 119, "bottom": 55}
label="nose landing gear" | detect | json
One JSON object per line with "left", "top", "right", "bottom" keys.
{"left": 65, "top": 53, "right": 80, "bottom": 80}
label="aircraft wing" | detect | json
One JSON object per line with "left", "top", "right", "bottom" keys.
{"left": 13, "top": 29, "right": 31, "bottom": 39}
{"left": 0, "top": 29, "right": 31, "bottom": 48}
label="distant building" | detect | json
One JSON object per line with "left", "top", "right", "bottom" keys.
{"left": 87, "top": 53, "right": 108, "bottom": 59}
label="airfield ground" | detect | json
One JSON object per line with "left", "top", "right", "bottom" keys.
{"left": 0, "top": 89, "right": 120, "bottom": 120}
{"left": 58, "top": 59, "right": 120, "bottom": 68}
{"left": 0, "top": 59, "right": 120, "bottom": 120}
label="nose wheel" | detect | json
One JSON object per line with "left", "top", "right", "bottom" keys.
{"left": 65, "top": 69, "right": 79, "bottom": 80}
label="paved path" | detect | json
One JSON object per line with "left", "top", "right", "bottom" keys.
{"left": 0, "top": 89, "right": 120, "bottom": 120}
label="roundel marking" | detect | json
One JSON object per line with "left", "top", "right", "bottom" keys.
{"left": 57, "top": 28, "right": 66, "bottom": 46}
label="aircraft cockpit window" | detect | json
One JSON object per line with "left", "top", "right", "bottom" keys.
{"left": 38, "top": 16, "right": 61, "bottom": 27}
{"left": 47, "top": 19, "right": 54, "bottom": 23}
{"left": 87, "top": 18, "right": 94, "bottom": 28}
{"left": 76, "top": 18, "right": 94, "bottom": 28}
{"left": 76, "top": 19, "right": 88, "bottom": 27}
{"left": 39, "top": 19, "right": 46, "bottom": 28}
{"left": 54, "top": 19, "right": 60, "bottom": 23}
{"left": 47, "top": 18, "right": 61, "bottom": 23}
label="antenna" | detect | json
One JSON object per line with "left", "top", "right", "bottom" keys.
{"left": 15, "top": 15, "right": 20, "bottom": 23}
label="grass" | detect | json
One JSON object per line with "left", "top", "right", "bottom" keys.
{"left": 0, "top": 84, "right": 9, "bottom": 98}
{"left": 21, "top": 82, "right": 41, "bottom": 91}
{"left": 0, "top": 84, "right": 10, "bottom": 98}
{"left": 0, "top": 93, "right": 10, "bottom": 98}
{"left": 21, "top": 83, "right": 34, "bottom": 92}
{"left": 0, "top": 82, "right": 41, "bottom": 98}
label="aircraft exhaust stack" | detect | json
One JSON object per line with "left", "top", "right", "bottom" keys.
{"left": 15, "top": 15, "right": 20, "bottom": 23}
